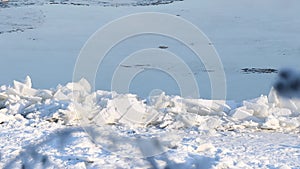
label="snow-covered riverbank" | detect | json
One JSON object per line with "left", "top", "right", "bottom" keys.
{"left": 1, "top": 0, "right": 300, "bottom": 168}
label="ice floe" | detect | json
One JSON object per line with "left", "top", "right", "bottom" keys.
{"left": 1, "top": 76, "right": 300, "bottom": 168}
{"left": 0, "top": 76, "right": 299, "bottom": 133}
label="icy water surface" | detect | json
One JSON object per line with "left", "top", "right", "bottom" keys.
{"left": 0, "top": 0, "right": 300, "bottom": 101}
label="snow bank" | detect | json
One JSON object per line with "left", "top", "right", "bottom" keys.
{"left": 1, "top": 77, "right": 300, "bottom": 168}
{"left": 0, "top": 76, "right": 299, "bottom": 133}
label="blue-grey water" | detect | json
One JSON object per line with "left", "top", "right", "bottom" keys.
{"left": 1, "top": 0, "right": 300, "bottom": 101}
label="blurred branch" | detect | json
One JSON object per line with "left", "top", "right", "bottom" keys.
{"left": 3, "top": 127, "right": 83, "bottom": 169}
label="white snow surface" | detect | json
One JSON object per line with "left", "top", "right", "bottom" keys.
{"left": 1, "top": 77, "right": 300, "bottom": 168}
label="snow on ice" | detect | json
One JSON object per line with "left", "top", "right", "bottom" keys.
{"left": 0, "top": 77, "right": 300, "bottom": 168}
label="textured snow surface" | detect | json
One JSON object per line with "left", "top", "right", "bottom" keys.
{"left": 1, "top": 77, "right": 300, "bottom": 168}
